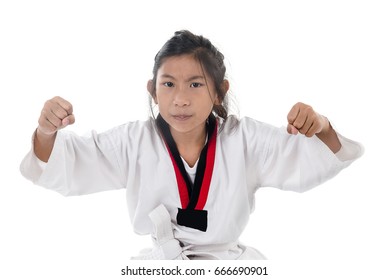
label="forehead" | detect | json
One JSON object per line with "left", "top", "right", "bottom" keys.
{"left": 157, "top": 54, "right": 204, "bottom": 78}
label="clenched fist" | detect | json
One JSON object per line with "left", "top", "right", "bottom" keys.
{"left": 286, "top": 102, "right": 341, "bottom": 153}
{"left": 37, "top": 96, "right": 75, "bottom": 136}
{"left": 34, "top": 96, "right": 75, "bottom": 162}
{"left": 286, "top": 102, "right": 329, "bottom": 137}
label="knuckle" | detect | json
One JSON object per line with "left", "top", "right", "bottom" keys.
{"left": 293, "top": 120, "right": 303, "bottom": 129}
{"left": 53, "top": 107, "right": 67, "bottom": 119}
{"left": 38, "top": 117, "right": 45, "bottom": 127}
{"left": 64, "top": 104, "right": 73, "bottom": 113}
{"left": 305, "top": 134, "right": 313, "bottom": 138}
{"left": 44, "top": 100, "right": 51, "bottom": 108}
{"left": 53, "top": 118, "right": 62, "bottom": 127}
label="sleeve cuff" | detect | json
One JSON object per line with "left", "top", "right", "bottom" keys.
{"left": 19, "top": 130, "right": 48, "bottom": 182}
{"left": 335, "top": 133, "right": 364, "bottom": 162}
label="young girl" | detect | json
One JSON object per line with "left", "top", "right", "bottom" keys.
{"left": 20, "top": 30, "right": 363, "bottom": 260}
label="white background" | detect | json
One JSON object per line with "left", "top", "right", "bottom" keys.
{"left": 1, "top": 0, "right": 388, "bottom": 279}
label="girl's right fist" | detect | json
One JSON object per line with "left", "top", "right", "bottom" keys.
{"left": 37, "top": 96, "right": 75, "bottom": 135}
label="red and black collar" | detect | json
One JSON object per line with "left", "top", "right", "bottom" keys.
{"left": 156, "top": 114, "right": 217, "bottom": 232}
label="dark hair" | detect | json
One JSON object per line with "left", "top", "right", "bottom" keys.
{"left": 149, "top": 30, "right": 229, "bottom": 119}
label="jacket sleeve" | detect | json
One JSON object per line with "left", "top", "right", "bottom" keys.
{"left": 20, "top": 126, "right": 128, "bottom": 196}
{"left": 242, "top": 118, "right": 364, "bottom": 193}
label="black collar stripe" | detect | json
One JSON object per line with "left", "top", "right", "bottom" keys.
{"left": 156, "top": 114, "right": 217, "bottom": 232}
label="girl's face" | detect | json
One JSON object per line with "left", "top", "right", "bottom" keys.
{"left": 150, "top": 54, "right": 220, "bottom": 138}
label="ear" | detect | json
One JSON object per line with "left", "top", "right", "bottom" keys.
{"left": 215, "top": 79, "right": 230, "bottom": 105}
{"left": 222, "top": 79, "right": 230, "bottom": 94}
{"left": 147, "top": 80, "right": 158, "bottom": 104}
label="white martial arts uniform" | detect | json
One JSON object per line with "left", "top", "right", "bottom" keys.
{"left": 20, "top": 116, "right": 363, "bottom": 260}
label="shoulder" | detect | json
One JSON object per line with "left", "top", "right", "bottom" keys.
{"left": 219, "top": 115, "right": 278, "bottom": 137}
{"left": 101, "top": 118, "right": 156, "bottom": 136}
{"left": 76, "top": 118, "right": 160, "bottom": 147}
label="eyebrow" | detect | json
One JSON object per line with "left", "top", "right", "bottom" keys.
{"left": 160, "top": 74, "right": 205, "bottom": 82}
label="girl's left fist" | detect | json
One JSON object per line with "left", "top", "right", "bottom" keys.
{"left": 287, "top": 102, "right": 329, "bottom": 137}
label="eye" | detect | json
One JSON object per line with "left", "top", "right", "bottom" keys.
{"left": 163, "top": 82, "right": 174, "bottom": 87}
{"left": 190, "top": 82, "right": 203, "bottom": 88}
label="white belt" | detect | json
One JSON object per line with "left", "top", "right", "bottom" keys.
{"left": 131, "top": 204, "right": 240, "bottom": 260}
{"left": 131, "top": 204, "right": 188, "bottom": 260}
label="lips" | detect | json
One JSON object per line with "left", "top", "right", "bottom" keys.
{"left": 172, "top": 114, "right": 192, "bottom": 121}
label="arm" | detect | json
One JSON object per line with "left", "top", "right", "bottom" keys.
{"left": 34, "top": 96, "right": 75, "bottom": 162}
{"left": 21, "top": 96, "right": 127, "bottom": 196}
{"left": 286, "top": 102, "right": 341, "bottom": 153}
{"left": 240, "top": 116, "right": 362, "bottom": 195}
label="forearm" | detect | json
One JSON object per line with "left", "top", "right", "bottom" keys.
{"left": 32, "top": 96, "right": 75, "bottom": 162}
{"left": 316, "top": 119, "right": 341, "bottom": 153}
{"left": 34, "top": 128, "right": 57, "bottom": 162}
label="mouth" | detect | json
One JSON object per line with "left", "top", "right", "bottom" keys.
{"left": 172, "top": 114, "right": 192, "bottom": 121}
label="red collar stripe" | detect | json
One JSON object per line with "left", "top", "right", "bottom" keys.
{"left": 195, "top": 123, "right": 217, "bottom": 210}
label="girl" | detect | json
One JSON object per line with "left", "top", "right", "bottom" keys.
{"left": 20, "top": 30, "right": 363, "bottom": 260}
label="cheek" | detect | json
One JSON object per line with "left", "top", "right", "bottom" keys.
{"left": 154, "top": 93, "right": 170, "bottom": 109}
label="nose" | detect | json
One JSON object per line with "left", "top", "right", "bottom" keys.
{"left": 173, "top": 90, "right": 190, "bottom": 107}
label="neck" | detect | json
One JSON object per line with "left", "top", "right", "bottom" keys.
{"left": 170, "top": 123, "right": 207, "bottom": 168}
{"left": 170, "top": 124, "right": 207, "bottom": 150}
